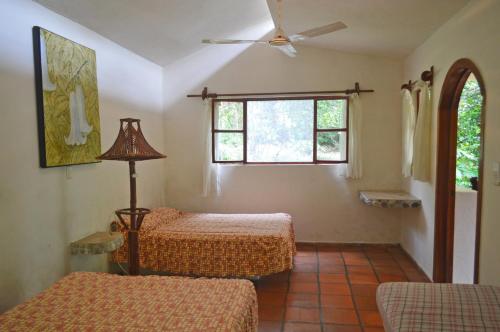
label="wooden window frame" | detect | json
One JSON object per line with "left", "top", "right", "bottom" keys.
{"left": 211, "top": 99, "right": 246, "bottom": 163}
{"left": 212, "top": 96, "right": 349, "bottom": 164}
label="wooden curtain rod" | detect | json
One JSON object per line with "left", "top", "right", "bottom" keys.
{"left": 401, "top": 66, "right": 434, "bottom": 91}
{"left": 187, "top": 82, "right": 374, "bottom": 100}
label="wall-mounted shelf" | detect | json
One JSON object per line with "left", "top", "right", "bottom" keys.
{"left": 360, "top": 191, "right": 422, "bottom": 208}
{"left": 70, "top": 232, "right": 124, "bottom": 255}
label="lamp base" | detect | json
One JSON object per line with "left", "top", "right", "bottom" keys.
{"left": 115, "top": 208, "right": 151, "bottom": 275}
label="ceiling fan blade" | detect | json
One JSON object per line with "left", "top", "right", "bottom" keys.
{"left": 202, "top": 39, "right": 267, "bottom": 44}
{"left": 288, "top": 34, "right": 306, "bottom": 42}
{"left": 273, "top": 43, "right": 297, "bottom": 58}
{"left": 294, "top": 21, "right": 347, "bottom": 39}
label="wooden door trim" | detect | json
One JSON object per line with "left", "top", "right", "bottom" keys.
{"left": 433, "top": 58, "right": 486, "bottom": 283}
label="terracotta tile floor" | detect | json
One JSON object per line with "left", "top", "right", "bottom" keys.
{"left": 255, "top": 244, "right": 430, "bottom": 332}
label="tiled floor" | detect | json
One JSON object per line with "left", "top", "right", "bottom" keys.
{"left": 255, "top": 243, "right": 430, "bottom": 332}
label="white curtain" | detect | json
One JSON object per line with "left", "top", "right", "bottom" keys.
{"left": 345, "top": 93, "right": 363, "bottom": 179}
{"left": 202, "top": 98, "right": 221, "bottom": 197}
{"left": 412, "top": 81, "right": 432, "bottom": 182}
{"left": 401, "top": 89, "right": 416, "bottom": 177}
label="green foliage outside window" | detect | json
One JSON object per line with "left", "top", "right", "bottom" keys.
{"left": 214, "top": 98, "right": 348, "bottom": 162}
{"left": 317, "top": 100, "right": 346, "bottom": 159}
{"left": 247, "top": 99, "right": 313, "bottom": 162}
{"left": 456, "top": 75, "right": 483, "bottom": 188}
{"left": 214, "top": 102, "right": 244, "bottom": 161}
{"left": 317, "top": 100, "right": 346, "bottom": 129}
{"left": 216, "top": 102, "right": 243, "bottom": 130}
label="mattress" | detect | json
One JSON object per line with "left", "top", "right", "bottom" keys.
{"left": 113, "top": 207, "right": 296, "bottom": 277}
{"left": 377, "top": 282, "right": 500, "bottom": 332}
{"left": 0, "top": 272, "right": 257, "bottom": 332}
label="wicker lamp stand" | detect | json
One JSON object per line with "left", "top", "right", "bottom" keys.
{"left": 97, "top": 118, "right": 165, "bottom": 275}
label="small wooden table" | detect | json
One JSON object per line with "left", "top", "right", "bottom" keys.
{"left": 70, "top": 232, "right": 124, "bottom": 255}
{"left": 359, "top": 191, "right": 422, "bottom": 208}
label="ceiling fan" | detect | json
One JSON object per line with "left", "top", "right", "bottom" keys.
{"left": 202, "top": 0, "right": 347, "bottom": 57}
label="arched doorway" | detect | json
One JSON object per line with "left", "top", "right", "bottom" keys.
{"left": 434, "top": 59, "right": 486, "bottom": 283}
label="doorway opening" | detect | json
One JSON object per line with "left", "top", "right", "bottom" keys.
{"left": 434, "top": 59, "right": 485, "bottom": 284}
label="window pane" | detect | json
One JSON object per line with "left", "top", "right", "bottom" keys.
{"left": 215, "top": 132, "right": 243, "bottom": 161}
{"left": 317, "top": 131, "right": 347, "bottom": 161}
{"left": 247, "top": 100, "right": 313, "bottom": 162}
{"left": 214, "top": 101, "right": 243, "bottom": 130}
{"left": 317, "top": 99, "right": 347, "bottom": 129}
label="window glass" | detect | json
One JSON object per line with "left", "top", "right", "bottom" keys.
{"left": 212, "top": 97, "right": 349, "bottom": 164}
{"left": 214, "top": 132, "right": 243, "bottom": 161}
{"left": 214, "top": 101, "right": 243, "bottom": 130}
{"left": 247, "top": 100, "right": 314, "bottom": 162}
{"left": 317, "top": 99, "right": 347, "bottom": 129}
{"left": 317, "top": 131, "right": 347, "bottom": 161}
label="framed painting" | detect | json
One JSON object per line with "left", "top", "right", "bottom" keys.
{"left": 33, "top": 26, "right": 101, "bottom": 167}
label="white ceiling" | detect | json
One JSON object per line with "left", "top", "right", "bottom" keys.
{"left": 34, "top": 0, "right": 273, "bottom": 66}
{"left": 35, "top": 0, "right": 469, "bottom": 66}
{"left": 266, "top": 0, "right": 469, "bottom": 58}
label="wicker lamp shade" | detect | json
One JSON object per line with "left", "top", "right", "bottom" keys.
{"left": 97, "top": 118, "right": 165, "bottom": 161}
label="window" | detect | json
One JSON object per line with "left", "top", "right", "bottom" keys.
{"left": 213, "top": 97, "right": 349, "bottom": 164}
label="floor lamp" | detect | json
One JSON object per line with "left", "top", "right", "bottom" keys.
{"left": 98, "top": 118, "right": 165, "bottom": 275}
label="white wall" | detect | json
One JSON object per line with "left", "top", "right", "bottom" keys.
{"left": 0, "top": 0, "right": 165, "bottom": 312}
{"left": 163, "top": 44, "right": 404, "bottom": 243}
{"left": 453, "top": 188, "right": 477, "bottom": 284}
{"left": 402, "top": 0, "right": 500, "bottom": 285}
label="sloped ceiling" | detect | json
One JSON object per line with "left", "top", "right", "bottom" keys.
{"left": 266, "top": 0, "right": 469, "bottom": 58}
{"left": 35, "top": 0, "right": 468, "bottom": 65}
{"left": 34, "top": 0, "right": 273, "bottom": 66}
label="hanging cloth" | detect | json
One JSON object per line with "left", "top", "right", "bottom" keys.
{"left": 401, "top": 89, "right": 416, "bottom": 177}
{"left": 202, "top": 98, "right": 221, "bottom": 197}
{"left": 412, "top": 81, "right": 432, "bottom": 182}
{"left": 345, "top": 93, "right": 363, "bottom": 179}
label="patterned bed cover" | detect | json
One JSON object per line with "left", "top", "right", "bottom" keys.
{"left": 0, "top": 272, "right": 257, "bottom": 331}
{"left": 377, "top": 282, "right": 500, "bottom": 332}
{"left": 113, "top": 208, "right": 296, "bottom": 277}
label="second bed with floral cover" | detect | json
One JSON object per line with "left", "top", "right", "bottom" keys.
{"left": 112, "top": 208, "right": 296, "bottom": 278}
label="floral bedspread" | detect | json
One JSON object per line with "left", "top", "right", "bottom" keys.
{"left": 0, "top": 272, "right": 257, "bottom": 331}
{"left": 113, "top": 208, "right": 296, "bottom": 277}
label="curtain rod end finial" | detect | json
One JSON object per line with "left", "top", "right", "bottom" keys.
{"left": 421, "top": 66, "right": 434, "bottom": 86}
{"left": 354, "top": 82, "right": 360, "bottom": 93}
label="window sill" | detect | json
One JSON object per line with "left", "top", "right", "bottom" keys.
{"left": 214, "top": 163, "right": 347, "bottom": 167}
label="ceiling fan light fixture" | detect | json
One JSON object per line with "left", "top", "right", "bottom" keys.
{"left": 269, "top": 26, "right": 290, "bottom": 46}
{"left": 269, "top": 35, "right": 290, "bottom": 47}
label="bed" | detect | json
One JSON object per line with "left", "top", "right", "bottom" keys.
{"left": 377, "top": 282, "right": 500, "bottom": 332}
{"left": 0, "top": 272, "right": 257, "bottom": 331}
{"left": 112, "top": 207, "right": 296, "bottom": 278}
